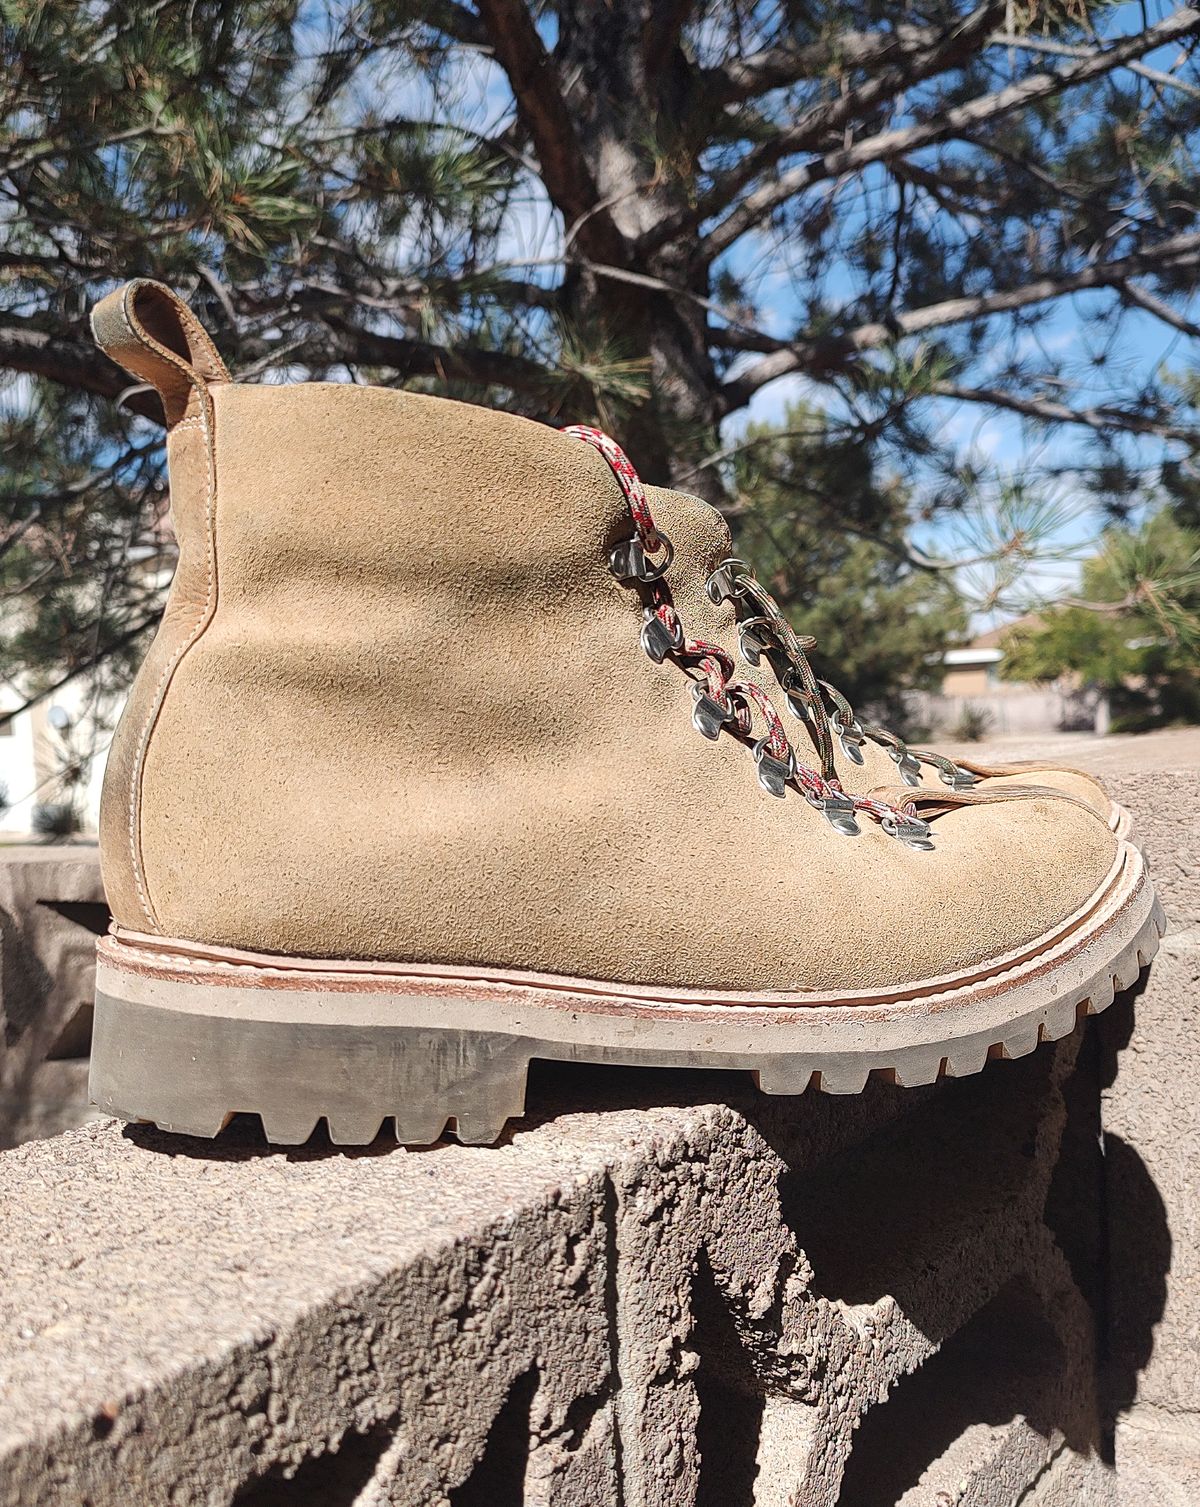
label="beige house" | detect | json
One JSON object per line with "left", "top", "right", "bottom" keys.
{"left": 915, "top": 618, "right": 1109, "bottom": 738}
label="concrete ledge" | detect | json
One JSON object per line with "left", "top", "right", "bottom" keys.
{"left": 0, "top": 844, "right": 107, "bottom": 1148}
{"left": 1, "top": 1043, "right": 1111, "bottom": 1507}
{"left": 1, "top": 738, "right": 1196, "bottom": 1505}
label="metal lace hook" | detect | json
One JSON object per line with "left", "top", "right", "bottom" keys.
{"left": 737, "top": 615, "right": 777, "bottom": 666}
{"left": 887, "top": 745, "right": 924, "bottom": 786}
{"left": 831, "top": 713, "right": 867, "bottom": 766}
{"left": 609, "top": 532, "right": 674, "bottom": 583}
{"left": 640, "top": 607, "right": 685, "bottom": 663}
{"left": 881, "top": 811, "right": 935, "bottom": 851}
{"left": 803, "top": 789, "right": 861, "bottom": 836}
{"left": 753, "top": 737, "right": 794, "bottom": 798}
{"left": 690, "top": 681, "right": 733, "bottom": 740}
{"left": 704, "top": 557, "right": 752, "bottom": 605}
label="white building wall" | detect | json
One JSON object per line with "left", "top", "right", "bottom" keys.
{"left": 0, "top": 682, "right": 119, "bottom": 838}
{"left": 0, "top": 701, "right": 43, "bottom": 835}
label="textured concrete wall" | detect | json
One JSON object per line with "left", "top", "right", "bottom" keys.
{"left": 1100, "top": 750, "right": 1200, "bottom": 1504}
{"left": 0, "top": 1046, "right": 1112, "bottom": 1507}
{"left": 0, "top": 845, "right": 107, "bottom": 1149}
{"left": 0, "top": 738, "right": 1195, "bottom": 1505}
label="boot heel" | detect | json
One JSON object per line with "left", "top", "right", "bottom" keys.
{"left": 90, "top": 965, "right": 532, "bottom": 1147}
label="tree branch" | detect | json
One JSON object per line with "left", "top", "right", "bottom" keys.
{"left": 930, "top": 382, "right": 1198, "bottom": 443}
{"left": 0, "top": 320, "right": 164, "bottom": 420}
{"left": 643, "top": 0, "right": 696, "bottom": 76}
{"left": 718, "top": 229, "right": 1200, "bottom": 404}
{"left": 0, "top": 613, "right": 162, "bottom": 733}
{"left": 990, "top": 30, "right": 1200, "bottom": 102}
{"left": 1121, "top": 279, "right": 1200, "bottom": 338}
{"left": 472, "top": 0, "right": 627, "bottom": 262}
{"left": 700, "top": 21, "right": 947, "bottom": 105}
{"left": 421, "top": 1, "right": 488, "bottom": 47}
{"left": 308, "top": 320, "right": 560, "bottom": 397}
{"left": 698, "top": 6, "right": 1200, "bottom": 258}
{"left": 696, "top": 2, "right": 1003, "bottom": 223}
{"left": 2, "top": 313, "right": 562, "bottom": 414}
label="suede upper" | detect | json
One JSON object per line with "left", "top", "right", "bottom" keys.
{"left": 95, "top": 292, "right": 1122, "bottom": 995}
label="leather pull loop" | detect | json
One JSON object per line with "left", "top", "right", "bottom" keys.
{"left": 90, "top": 279, "right": 230, "bottom": 427}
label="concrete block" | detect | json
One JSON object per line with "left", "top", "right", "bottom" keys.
{"left": 0, "top": 1037, "right": 1106, "bottom": 1507}
{"left": 0, "top": 845, "right": 107, "bottom": 1148}
{"left": 1101, "top": 935, "right": 1200, "bottom": 1445}
{"left": 1105, "top": 768, "right": 1200, "bottom": 932}
{"left": 1112, "top": 1414, "right": 1200, "bottom": 1507}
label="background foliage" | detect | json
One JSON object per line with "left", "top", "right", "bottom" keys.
{"left": 1003, "top": 509, "right": 1200, "bottom": 728}
{"left": 2, "top": 0, "right": 1199, "bottom": 725}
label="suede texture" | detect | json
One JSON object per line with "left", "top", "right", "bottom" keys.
{"left": 102, "top": 379, "right": 1120, "bottom": 992}
{"left": 646, "top": 486, "right": 1115, "bottom": 822}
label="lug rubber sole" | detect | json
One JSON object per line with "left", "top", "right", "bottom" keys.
{"left": 90, "top": 843, "right": 1162, "bottom": 1147}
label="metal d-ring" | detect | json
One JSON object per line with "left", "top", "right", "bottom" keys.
{"left": 608, "top": 531, "right": 674, "bottom": 583}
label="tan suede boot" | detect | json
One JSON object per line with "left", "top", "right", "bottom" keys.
{"left": 87, "top": 282, "right": 1162, "bottom": 1146}
{"left": 649, "top": 487, "right": 1131, "bottom": 836}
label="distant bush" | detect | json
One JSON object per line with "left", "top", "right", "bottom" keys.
{"left": 31, "top": 803, "right": 78, "bottom": 840}
{"left": 952, "top": 704, "right": 992, "bottom": 742}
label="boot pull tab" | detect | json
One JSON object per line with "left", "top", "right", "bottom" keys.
{"left": 90, "top": 279, "right": 230, "bottom": 427}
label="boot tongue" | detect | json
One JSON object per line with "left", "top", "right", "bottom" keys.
{"left": 871, "top": 782, "right": 1101, "bottom": 821}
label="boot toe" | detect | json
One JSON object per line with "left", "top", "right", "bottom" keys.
{"left": 799, "top": 790, "right": 1124, "bottom": 995}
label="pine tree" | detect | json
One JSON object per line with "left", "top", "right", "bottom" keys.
{"left": 1002, "top": 510, "right": 1200, "bottom": 728}
{"left": 728, "top": 407, "right": 968, "bottom": 728}
{"left": 2, "top": 0, "right": 1199, "bottom": 703}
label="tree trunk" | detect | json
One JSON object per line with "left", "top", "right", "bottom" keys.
{"left": 556, "top": 0, "right": 726, "bottom": 504}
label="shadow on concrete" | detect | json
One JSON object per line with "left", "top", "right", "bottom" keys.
{"left": 1094, "top": 974, "right": 1173, "bottom": 1446}
{"left": 690, "top": 1247, "right": 767, "bottom": 1507}
{"left": 447, "top": 1368, "right": 538, "bottom": 1507}
{"left": 837, "top": 1276, "right": 1076, "bottom": 1507}
{"left": 232, "top": 1417, "right": 397, "bottom": 1507}
{"left": 122, "top": 1114, "right": 407, "bottom": 1162}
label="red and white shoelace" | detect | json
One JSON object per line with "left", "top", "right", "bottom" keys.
{"left": 562, "top": 424, "right": 930, "bottom": 844}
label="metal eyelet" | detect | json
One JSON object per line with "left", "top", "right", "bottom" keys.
{"left": 640, "top": 609, "right": 684, "bottom": 663}
{"left": 832, "top": 714, "right": 867, "bottom": 766}
{"left": 805, "top": 790, "right": 861, "bottom": 836}
{"left": 753, "top": 737, "right": 793, "bottom": 798}
{"left": 704, "top": 558, "right": 751, "bottom": 604}
{"left": 888, "top": 746, "right": 923, "bottom": 786}
{"left": 609, "top": 532, "right": 674, "bottom": 583}
{"left": 939, "top": 765, "right": 979, "bottom": 790}
{"left": 690, "top": 682, "right": 732, "bottom": 740}
{"left": 737, "top": 616, "right": 777, "bottom": 667}
{"left": 881, "top": 812, "right": 935, "bottom": 851}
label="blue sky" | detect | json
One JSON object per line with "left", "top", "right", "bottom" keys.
{"left": 298, "top": 1, "right": 1198, "bottom": 620}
